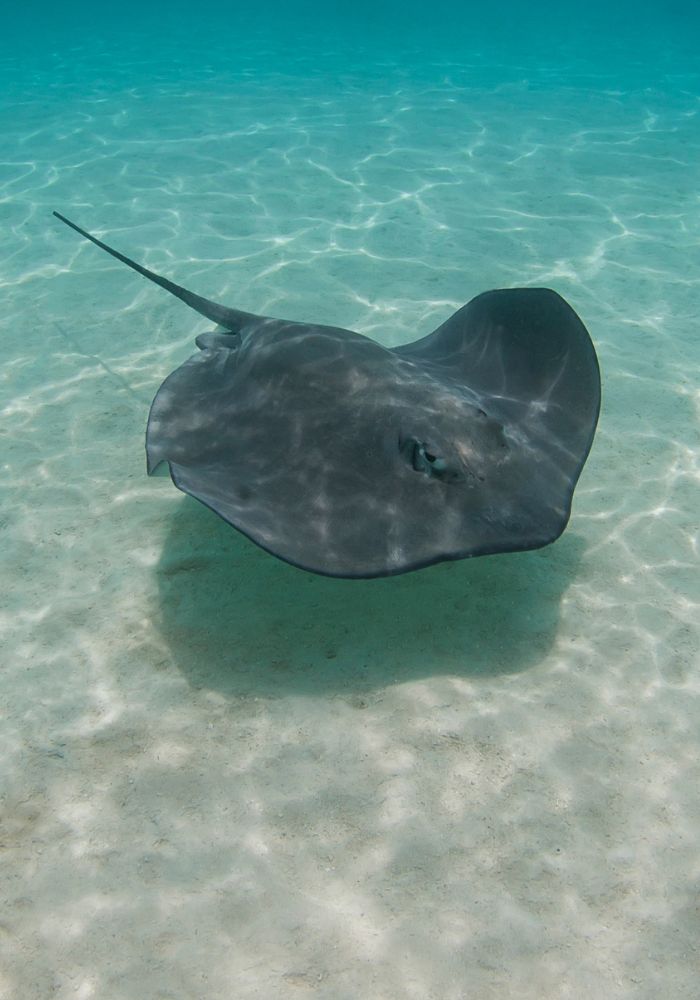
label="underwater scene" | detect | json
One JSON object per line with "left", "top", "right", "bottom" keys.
{"left": 1, "top": 1, "right": 698, "bottom": 997}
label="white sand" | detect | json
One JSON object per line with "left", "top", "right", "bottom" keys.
{"left": 1, "top": 11, "right": 699, "bottom": 999}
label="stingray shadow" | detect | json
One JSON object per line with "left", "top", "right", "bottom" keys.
{"left": 152, "top": 497, "right": 586, "bottom": 697}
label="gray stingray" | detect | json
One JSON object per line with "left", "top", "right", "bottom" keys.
{"left": 54, "top": 211, "right": 600, "bottom": 579}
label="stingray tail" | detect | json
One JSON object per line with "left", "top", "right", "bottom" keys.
{"left": 53, "top": 212, "right": 257, "bottom": 332}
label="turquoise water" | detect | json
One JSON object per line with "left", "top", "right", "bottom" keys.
{"left": 2, "top": 4, "right": 699, "bottom": 998}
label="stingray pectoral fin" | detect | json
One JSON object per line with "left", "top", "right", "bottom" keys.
{"left": 52, "top": 211, "right": 259, "bottom": 333}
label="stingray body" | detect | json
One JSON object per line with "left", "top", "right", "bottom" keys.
{"left": 54, "top": 212, "right": 600, "bottom": 578}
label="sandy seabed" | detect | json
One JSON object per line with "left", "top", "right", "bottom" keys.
{"left": 1, "top": 13, "right": 699, "bottom": 1000}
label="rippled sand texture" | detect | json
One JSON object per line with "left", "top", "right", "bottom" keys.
{"left": 1, "top": 6, "right": 699, "bottom": 999}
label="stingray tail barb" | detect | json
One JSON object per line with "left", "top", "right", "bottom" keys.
{"left": 53, "top": 211, "right": 256, "bottom": 332}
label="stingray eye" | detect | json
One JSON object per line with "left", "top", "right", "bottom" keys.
{"left": 411, "top": 442, "right": 432, "bottom": 472}
{"left": 398, "top": 435, "right": 462, "bottom": 481}
{"left": 402, "top": 438, "right": 456, "bottom": 480}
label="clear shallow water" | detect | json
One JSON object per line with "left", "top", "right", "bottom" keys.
{"left": 1, "top": 4, "right": 699, "bottom": 998}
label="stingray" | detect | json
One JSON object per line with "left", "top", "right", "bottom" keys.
{"left": 54, "top": 211, "right": 600, "bottom": 579}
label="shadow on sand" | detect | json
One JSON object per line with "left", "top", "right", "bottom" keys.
{"left": 153, "top": 497, "right": 587, "bottom": 697}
